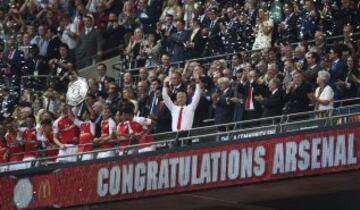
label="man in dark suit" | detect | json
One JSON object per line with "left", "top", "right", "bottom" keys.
{"left": 167, "top": 19, "right": 189, "bottom": 62}
{"left": 207, "top": 8, "right": 221, "bottom": 55}
{"left": 96, "top": 62, "right": 113, "bottom": 98}
{"left": 76, "top": 15, "right": 104, "bottom": 69}
{"left": 304, "top": 51, "right": 320, "bottom": 85}
{"left": 299, "top": 0, "right": 317, "bottom": 40}
{"left": 104, "top": 12, "right": 125, "bottom": 59}
{"left": 194, "top": 4, "right": 210, "bottom": 28}
{"left": 149, "top": 87, "right": 172, "bottom": 133}
{"left": 168, "top": 71, "right": 186, "bottom": 101}
{"left": 241, "top": 70, "right": 268, "bottom": 120}
{"left": 329, "top": 45, "right": 347, "bottom": 99}
{"left": 213, "top": 77, "right": 234, "bottom": 125}
{"left": 185, "top": 18, "right": 205, "bottom": 59}
{"left": 278, "top": 2, "right": 299, "bottom": 43}
{"left": 24, "top": 44, "right": 49, "bottom": 76}
{"left": 46, "top": 26, "right": 62, "bottom": 60}
{"left": 256, "top": 78, "right": 285, "bottom": 118}
{"left": 136, "top": 80, "right": 151, "bottom": 117}
{"left": 187, "top": 82, "right": 210, "bottom": 128}
{"left": 5, "top": 36, "right": 25, "bottom": 79}
{"left": 284, "top": 71, "right": 315, "bottom": 119}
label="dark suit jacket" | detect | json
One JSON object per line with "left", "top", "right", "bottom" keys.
{"left": 7, "top": 49, "right": 25, "bottom": 78}
{"left": 239, "top": 81, "right": 268, "bottom": 118}
{"left": 279, "top": 13, "right": 299, "bottom": 43}
{"left": 214, "top": 88, "right": 235, "bottom": 124}
{"left": 154, "top": 100, "right": 172, "bottom": 133}
{"left": 304, "top": 64, "right": 320, "bottom": 85}
{"left": 262, "top": 88, "right": 285, "bottom": 117}
{"left": 137, "top": 94, "right": 151, "bottom": 117}
{"left": 76, "top": 29, "right": 104, "bottom": 68}
{"left": 169, "top": 83, "right": 187, "bottom": 101}
{"left": 330, "top": 59, "right": 347, "bottom": 99}
{"left": 24, "top": 56, "right": 49, "bottom": 75}
{"left": 284, "top": 81, "right": 313, "bottom": 114}
{"left": 193, "top": 96, "right": 210, "bottom": 128}
{"left": 207, "top": 20, "right": 221, "bottom": 55}
{"left": 168, "top": 30, "right": 189, "bottom": 62}
{"left": 47, "top": 36, "right": 62, "bottom": 60}
{"left": 186, "top": 29, "right": 205, "bottom": 59}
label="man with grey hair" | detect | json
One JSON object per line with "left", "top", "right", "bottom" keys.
{"left": 213, "top": 77, "right": 234, "bottom": 126}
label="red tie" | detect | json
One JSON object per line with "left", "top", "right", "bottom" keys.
{"left": 245, "top": 86, "right": 253, "bottom": 111}
{"left": 177, "top": 107, "right": 184, "bottom": 130}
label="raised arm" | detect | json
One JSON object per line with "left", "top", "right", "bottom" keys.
{"left": 162, "top": 77, "right": 175, "bottom": 111}
{"left": 189, "top": 76, "right": 201, "bottom": 111}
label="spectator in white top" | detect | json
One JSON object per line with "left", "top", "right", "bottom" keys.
{"left": 162, "top": 72, "right": 201, "bottom": 136}
{"left": 315, "top": 70, "right": 334, "bottom": 113}
{"left": 30, "top": 25, "right": 49, "bottom": 57}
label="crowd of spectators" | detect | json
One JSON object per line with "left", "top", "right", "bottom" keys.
{"left": 0, "top": 0, "right": 360, "bottom": 170}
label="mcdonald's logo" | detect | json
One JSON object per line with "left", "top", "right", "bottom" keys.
{"left": 38, "top": 180, "right": 51, "bottom": 199}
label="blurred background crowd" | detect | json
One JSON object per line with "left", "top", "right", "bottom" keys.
{"left": 0, "top": 0, "right": 360, "bottom": 164}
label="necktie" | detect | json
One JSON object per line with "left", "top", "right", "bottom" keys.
{"left": 245, "top": 85, "right": 253, "bottom": 111}
{"left": 150, "top": 96, "right": 158, "bottom": 115}
{"left": 177, "top": 107, "right": 184, "bottom": 130}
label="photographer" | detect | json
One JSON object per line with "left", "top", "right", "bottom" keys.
{"left": 49, "top": 43, "right": 74, "bottom": 92}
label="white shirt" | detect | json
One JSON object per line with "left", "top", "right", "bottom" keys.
{"left": 163, "top": 83, "right": 201, "bottom": 131}
{"left": 61, "top": 23, "right": 77, "bottom": 50}
{"left": 315, "top": 85, "right": 334, "bottom": 111}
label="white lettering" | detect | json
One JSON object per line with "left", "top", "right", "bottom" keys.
{"left": 191, "top": 155, "right": 202, "bottom": 185}
{"left": 334, "top": 135, "right": 346, "bottom": 166}
{"left": 178, "top": 157, "right": 190, "bottom": 186}
{"left": 109, "top": 166, "right": 121, "bottom": 195}
{"left": 169, "top": 158, "right": 179, "bottom": 188}
{"left": 285, "top": 142, "right": 297, "bottom": 172}
{"left": 272, "top": 143, "right": 284, "bottom": 174}
{"left": 240, "top": 148, "right": 253, "bottom": 178}
{"left": 347, "top": 134, "right": 357, "bottom": 165}
{"left": 122, "top": 164, "right": 134, "bottom": 194}
{"left": 158, "top": 159, "right": 170, "bottom": 189}
{"left": 298, "top": 140, "right": 310, "bottom": 171}
{"left": 254, "top": 146, "right": 266, "bottom": 177}
{"left": 321, "top": 137, "right": 334, "bottom": 167}
{"left": 199, "top": 153, "right": 211, "bottom": 184}
{"left": 228, "top": 150, "right": 240, "bottom": 180}
{"left": 210, "top": 152, "right": 221, "bottom": 182}
{"left": 146, "top": 161, "right": 158, "bottom": 191}
{"left": 97, "top": 168, "right": 109, "bottom": 197}
{"left": 311, "top": 138, "right": 321, "bottom": 169}
{"left": 220, "top": 151, "right": 227, "bottom": 181}
{"left": 134, "top": 163, "right": 146, "bottom": 192}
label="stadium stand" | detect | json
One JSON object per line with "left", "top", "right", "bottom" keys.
{"left": 0, "top": 0, "right": 360, "bottom": 173}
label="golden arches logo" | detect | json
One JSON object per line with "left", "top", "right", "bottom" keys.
{"left": 38, "top": 180, "right": 51, "bottom": 199}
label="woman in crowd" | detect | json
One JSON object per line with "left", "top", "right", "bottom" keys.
{"left": 126, "top": 28, "right": 146, "bottom": 68}
{"left": 252, "top": 7, "right": 274, "bottom": 50}
{"left": 314, "top": 70, "right": 334, "bottom": 115}
{"left": 118, "top": 0, "right": 137, "bottom": 43}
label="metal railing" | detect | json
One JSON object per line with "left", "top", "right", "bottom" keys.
{"left": 1, "top": 97, "right": 359, "bottom": 173}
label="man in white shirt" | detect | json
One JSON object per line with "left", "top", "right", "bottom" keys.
{"left": 162, "top": 73, "right": 201, "bottom": 146}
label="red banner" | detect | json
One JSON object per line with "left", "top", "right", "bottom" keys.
{"left": 1, "top": 126, "right": 360, "bottom": 210}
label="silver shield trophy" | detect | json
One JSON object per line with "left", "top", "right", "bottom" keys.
{"left": 66, "top": 77, "right": 89, "bottom": 107}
